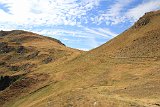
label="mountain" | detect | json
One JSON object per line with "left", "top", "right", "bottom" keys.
{"left": 0, "top": 10, "right": 160, "bottom": 107}
{"left": 89, "top": 10, "right": 160, "bottom": 58}
{"left": 0, "top": 30, "right": 82, "bottom": 106}
{"left": 0, "top": 30, "right": 82, "bottom": 75}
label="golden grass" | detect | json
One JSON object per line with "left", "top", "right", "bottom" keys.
{"left": 1, "top": 10, "right": 160, "bottom": 107}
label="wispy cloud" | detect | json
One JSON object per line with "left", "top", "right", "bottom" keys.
{"left": 0, "top": 0, "right": 160, "bottom": 50}
{"left": 0, "top": 0, "right": 101, "bottom": 27}
{"left": 125, "top": 0, "right": 160, "bottom": 22}
{"left": 93, "top": 0, "right": 160, "bottom": 25}
{"left": 107, "top": 0, "right": 133, "bottom": 17}
{"left": 93, "top": 0, "right": 133, "bottom": 25}
{"left": 31, "top": 26, "right": 116, "bottom": 50}
{"left": 0, "top": 0, "right": 159, "bottom": 28}
{"left": 84, "top": 27, "right": 117, "bottom": 38}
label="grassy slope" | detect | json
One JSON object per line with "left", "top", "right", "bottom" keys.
{"left": 0, "top": 30, "right": 82, "bottom": 75}
{"left": 1, "top": 10, "right": 160, "bottom": 107}
{"left": 0, "top": 30, "right": 82, "bottom": 107}
{"left": 89, "top": 10, "right": 160, "bottom": 58}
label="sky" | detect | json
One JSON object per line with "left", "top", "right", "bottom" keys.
{"left": 0, "top": 0, "right": 160, "bottom": 50}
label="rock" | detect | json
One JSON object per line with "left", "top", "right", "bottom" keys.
{"left": 0, "top": 42, "right": 7, "bottom": 47}
{"left": 0, "top": 61, "right": 6, "bottom": 66}
{"left": 42, "top": 57, "right": 53, "bottom": 64}
{"left": 21, "top": 63, "right": 35, "bottom": 72}
{"left": 0, "top": 31, "right": 10, "bottom": 36}
{"left": 9, "top": 65, "right": 19, "bottom": 71}
{"left": 0, "top": 42, "right": 14, "bottom": 53}
{"left": 16, "top": 46, "right": 26, "bottom": 54}
{"left": 0, "top": 75, "right": 20, "bottom": 91}
{"left": 0, "top": 76, "right": 10, "bottom": 91}
{"left": 27, "top": 51, "right": 39, "bottom": 59}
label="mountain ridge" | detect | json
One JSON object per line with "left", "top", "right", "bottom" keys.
{"left": 88, "top": 10, "right": 160, "bottom": 58}
{"left": 0, "top": 30, "right": 82, "bottom": 106}
{"left": 0, "top": 30, "right": 65, "bottom": 46}
{"left": 0, "top": 10, "right": 160, "bottom": 107}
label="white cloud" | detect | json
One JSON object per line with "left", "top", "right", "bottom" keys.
{"left": 32, "top": 26, "right": 117, "bottom": 39}
{"left": 0, "top": 0, "right": 159, "bottom": 50}
{"left": 30, "top": 26, "right": 116, "bottom": 50}
{"left": 93, "top": 0, "right": 160, "bottom": 25}
{"left": 33, "top": 28, "right": 93, "bottom": 39}
{"left": 84, "top": 27, "right": 117, "bottom": 38}
{"left": 97, "top": 28, "right": 118, "bottom": 37}
{"left": 95, "top": 0, "right": 133, "bottom": 25}
{"left": 125, "top": 0, "right": 160, "bottom": 22}
{"left": 0, "top": 0, "right": 159, "bottom": 28}
{"left": 0, "top": 0, "right": 101, "bottom": 27}
{"left": 107, "top": 0, "right": 133, "bottom": 17}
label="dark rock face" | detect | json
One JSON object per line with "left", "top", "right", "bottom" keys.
{"left": 0, "top": 76, "right": 10, "bottom": 91}
{"left": 0, "top": 61, "right": 6, "bottom": 66}
{"left": 16, "top": 46, "right": 26, "bottom": 54}
{"left": 133, "top": 11, "right": 160, "bottom": 29}
{"left": 0, "top": 31, "right": 10, "bottom": 37}
{"left": 0, "top": 42, "right": 14, "bottom": 54}
{"left": 134, "top": 17, "right": 150, "bottom": 28}
{"left": 0, "top": 42, "right": 27, "bottom": 54}
{"left": 0, "top": 75, "right": 20, "bottom": 91}
{"left": 0, "top": 73, "right": 49, "bottom": 105}
{"left": 0, "top": 42, "right": 8, "bottom": 51}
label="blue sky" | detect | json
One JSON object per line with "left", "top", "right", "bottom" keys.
{"left": 0, "top": 0, "right": 160, "bottom": 50}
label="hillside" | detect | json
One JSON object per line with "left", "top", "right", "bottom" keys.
{"left": 0, "top": 30, "right": 81, "bottom": 75}
{"left": 89, "top": 10, "right": 160, "bottom": 58}
{"left": 0, "top": 30, "right": 82, "bottom": 106}
{"left": 0, "top": 10, "right": 160, "bottom": 107}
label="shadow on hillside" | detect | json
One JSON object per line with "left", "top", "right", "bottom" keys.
{"left": 0, "top": 75, "right": 20, "bottom": 91}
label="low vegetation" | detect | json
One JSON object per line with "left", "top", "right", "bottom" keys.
{"left": 0, "top": 10, "right": 160, "bottom": 107}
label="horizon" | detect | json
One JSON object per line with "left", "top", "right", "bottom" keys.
{"left": 0, "top": 0, "right": 160, "bottom": 50}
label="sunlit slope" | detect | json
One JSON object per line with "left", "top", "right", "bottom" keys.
{"left": 0, "top": 30, "right": 81, "bottom": 75}
{"left": 1, "top": 10, "right": 160, "bottom": 107}
{"left": 0, "top": 30, "right": 82, "bottom": 106}
{"left": 89, "top": 10, "right": 160, "bottom": 58}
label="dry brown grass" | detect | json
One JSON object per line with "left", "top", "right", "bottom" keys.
{"left": 0, "top": 30, "right": 82, "bottom": 107}
{"left": 0, "top": 10, "right": 160, "bottom": 107}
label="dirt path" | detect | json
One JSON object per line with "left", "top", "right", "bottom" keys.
{"left": 100, "top": 94, "right": 160, "bottom": 107}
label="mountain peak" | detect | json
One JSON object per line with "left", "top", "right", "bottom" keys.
{"left": 0, "top": 10, "right": 160, "bottom": 107}
{"left": 132, "top": 10, "right": 160, "bottom": 29}
{"left": 89, "top": 10, "right": 160, "bottom": 58}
